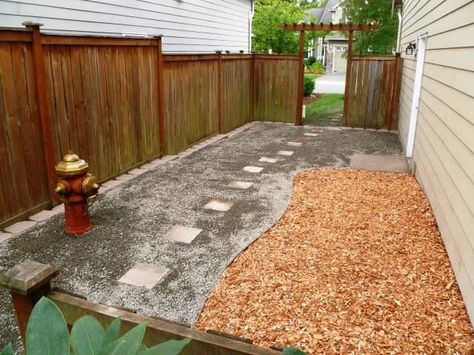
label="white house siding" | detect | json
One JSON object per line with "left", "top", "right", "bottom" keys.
{"left": 398, "top": 0, "right": 474, "bottom": 322}
{"left": 0, "top": 0, "right": 252, "bottom": 53}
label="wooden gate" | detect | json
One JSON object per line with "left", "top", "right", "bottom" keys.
{"left": 345, "top": 55, "right": 402, "bottom": 130}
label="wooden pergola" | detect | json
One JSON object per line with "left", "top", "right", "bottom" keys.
{"left": 281, "top": 23, "right": 379, "bottom": 125}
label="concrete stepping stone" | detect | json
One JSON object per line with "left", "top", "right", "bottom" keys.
{"left": 243, "top": 166, "right": 263, "bottom": 173}
{"left": 4, "top": 221, "right": 38, "bottom": 235}
{"left": 163, "top": 225, "right": 202, "bottom": 244}
{"left": 350, "top": 154, "right": 409, "bottom": 173}
{"left": 227, "top": 181, "right": 253, "bottom": 189}
{"left": 203, "top": 199, "right": 234, "bottom": 212}
{"left": 287, "top": 142, "right": 302, "bottom": 146}
{"left": 119, "top": 263, "right": 170, "bottom": 289}
{"left": 0, "top": 233, "right": 14, "bottom": 242}
{"left": 259, "top": 157, "right": 278, "bottom": 163}
{"left": 278, "top": 150, "right": 294, "bottom": 156}
{"left": 304, "top": 133, "right": 319, "bottom": 137}
{"left": 116, "top": 174, "right": 134, "bottom": 181}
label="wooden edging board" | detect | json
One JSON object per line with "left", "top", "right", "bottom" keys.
{"left": 48, "top": 291, "right": 280, "bottom": 355}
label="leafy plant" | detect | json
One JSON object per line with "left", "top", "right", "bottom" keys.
{"left": 309, "top": 61, "right": 325, "bottom": 75}
{"left": 303, "top": 76, "right": 315, "bottom": 97}
{"left": 304, "top": 56, "right": 316, "bottom": 68}
{"left": 1, "top": 297, "right": 190, "bottom": 355}
{"left": 283, "top": 348, "right": 307, "bottom": 355}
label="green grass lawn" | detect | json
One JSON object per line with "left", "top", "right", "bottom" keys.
{"left": 304, "top": 93, "right": 344, "bottom": 126}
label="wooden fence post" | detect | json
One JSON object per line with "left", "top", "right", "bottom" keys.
{"left": 23, "top": 22, "right": 57, "bottom": 201}
{"left": 296, "top": 30, "right": 305, "bottom": 126}
{"left": 388, "top": 53, "right": 402, "bottom": 131}
{"left": 343, "top": 30, "right": 354, "bottom": 126}
{"left": 0, "top": 261, "right": 58, "bottom": 343}
{"left": 250, "top": 54, "right": 256, "bottom": 122}
{"left": 216, "top": 51, "right": 224, "bottom": 133}
{"left": 155, "top": 36, "right": 167, "bottom": 156}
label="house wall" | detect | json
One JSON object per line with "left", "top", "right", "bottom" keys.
{"left": 0, "top": 0, "right": 252, "bottom": 53}
{"left": 398, "top": 0, "right": 474, "bottom": 322}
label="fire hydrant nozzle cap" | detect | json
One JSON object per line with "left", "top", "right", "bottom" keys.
{"left": 55, "top": 152, "right": 89, "bottom": 176}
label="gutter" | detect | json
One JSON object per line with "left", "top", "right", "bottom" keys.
{"left": 249, "top": 0, "right": 255, "bottom": 53}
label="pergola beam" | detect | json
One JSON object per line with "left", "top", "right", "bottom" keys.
{"left": 281, "top": 23, "right": 379, "bottom": 31}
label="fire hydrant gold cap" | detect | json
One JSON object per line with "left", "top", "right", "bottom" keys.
{"left": 55, "top": 152, "right": 89, "bottom": 176}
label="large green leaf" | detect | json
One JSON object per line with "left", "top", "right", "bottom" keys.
{"left": 0, "top": 344, "right": 14, "bottom": 355}
{"left": 283, "top": 348, "right": 307, "bottom": 355}
{"left": 139, "top": 339, "right": 191, "bottom": 355}
{"left": 25, "top": 297, "right": 69, "bottom": 355}
{"left": 102, "top": 318, "right": 121, "bottom": 348}
{"left": 70, "top": 315, "right": 105, "bottom": 355}
{"left": 99, "top": 323, "right": 146, "bottom": 355}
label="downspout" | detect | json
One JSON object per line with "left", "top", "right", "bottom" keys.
{"left": 396, "top": 8, "right": 402, "bottom": 52}
{"left": 249, "top": 0, "right": 255, "bottom": 53}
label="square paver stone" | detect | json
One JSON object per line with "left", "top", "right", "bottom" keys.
{"left": 203, "top": 199, "right": 234, "bottom": 212}
{"left": 227, "top": 181, "right": 253, "bottom": 189}
{"left": 119, "top": 263, "right": 170, "bottom": 289}
{"left": 243, "top": 166, "right": 263, "bottom": 173}
{"left": 164, "top": 225, "right": 202, "bottom": 244}
{"left": 350, "top": 154, "right": 409, "bottom": 173}
{"left": 0, "top": 233, "right": 14, "bottom": 243}
{"left": 287, "top": 142, "right": 303, "bottom": 146}
{"left": 259, "top": 157, "right": 278, "bottom": 163}
{"left": 29, "top": 210, "right": 60, "bottom": 222}
{"left": 4, "top": 221, "right": 37, "bottom": 234}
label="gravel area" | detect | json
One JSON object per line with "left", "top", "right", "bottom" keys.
{"left": 197, "top": 169, "right": 474, "bottom": 354}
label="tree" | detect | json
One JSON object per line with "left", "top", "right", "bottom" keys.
{"left": 345, "top": 0, "right": 397, "bottom": 55}
{"left": 252, "top": 0, "right": 305, "bottom": 54}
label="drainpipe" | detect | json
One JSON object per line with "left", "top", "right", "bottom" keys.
{"left": 396, "top": 8, "right": 402, "bottom": 53}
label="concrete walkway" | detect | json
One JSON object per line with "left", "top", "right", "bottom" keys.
{"left": 314, "top": 72, "right": 346, "bottom": 94}
{"left": 0, "top": 123, "right": 403, "bottom": 351}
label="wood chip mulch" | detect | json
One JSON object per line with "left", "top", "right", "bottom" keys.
{"left": 197, "top": 169, "right": 474, "bottom": 354}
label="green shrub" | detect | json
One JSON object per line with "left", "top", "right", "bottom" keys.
{"left": 0, "top": 297, "right": 190, "bottom": 355}
{"left": 309, "top": 61, "right": 325, "bottom": 75}
{"left": 304, "top": 56, "right": 316, "bottom": 68}
{"left": 303, "top": 76, "right": 315, "bottom": 97}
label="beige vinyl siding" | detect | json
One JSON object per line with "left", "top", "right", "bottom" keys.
{"left": 398, "top": 0, "right": 474, "bottom": 322}
{"left": 0, "top": 0, "right": 252, "bottom": 53}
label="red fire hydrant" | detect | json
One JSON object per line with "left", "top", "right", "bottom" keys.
{"left": 54, "top": 152, "right": 99, "bottom": 235}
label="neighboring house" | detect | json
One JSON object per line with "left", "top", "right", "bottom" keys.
{"left": 305, "top": 0, "right": 348, "bottom": 73}
{"left": 0, "top": 0, "right": 253, "bottom": 53}
{"left": 396, "top": 0, "right": 474, "bottom": 323}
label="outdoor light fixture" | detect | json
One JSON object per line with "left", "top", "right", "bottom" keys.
{"left": 405, "top": 42, "right": 416, "bottom": 55}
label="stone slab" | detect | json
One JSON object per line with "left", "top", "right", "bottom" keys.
{"left": 128, "top": 168, "right": 148, "bottom": 176}
{"left": 29, "top": 210, "right": 60, "bottom": 222}
{"left": 350, "top": 154, "right": 409, "bottom": 173}
{"left": 278, "top": 150, "right": 294, "bottom": 156}
{"left": 119, "top": 263, "right": 170, "bottom": 289}
{"left": 0, "top": 233, "right": 14, "bottom": 243}
{"left": 116, "top": 174, "right": 134, "bottom": 181}
{"left": 287, "top": 142, "right": 302, "bottom": 146}
{"left": 0, "top": 260, "right": 57, "bottom": 294}
{"left": 243, "top": 166, "right": 263, "bottom": 173}
{"left": 163, "top": 225, "right": 202, "bottom": 244}
{"left": 4, "top": 221, "right": 38, "bottom": 235}
{"left": 304, "top": 133, "right": 319, "bottom": 137}
{"left": 227, "top": 181, "right": 253, "bottom": 189}
{"left": 203, "top": 199, "right": 234, "bottom": 212}
{"left": 259, "top": 157, "right": 278, "bottom": 163}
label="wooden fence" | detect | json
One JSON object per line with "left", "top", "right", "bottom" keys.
{"left": 0, "top": 26, "right": 299, "bottom": 228}
{"left": 345, "top": 55, "right": 402, "bottom": 130}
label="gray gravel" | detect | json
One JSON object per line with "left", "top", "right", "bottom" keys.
{"left": 0, "top": 123, "right": 402, "bottom": 352}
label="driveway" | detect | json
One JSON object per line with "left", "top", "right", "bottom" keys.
{"left": 0, "top": 123, "right": 402, "bottom": 352}
{"left": 314, "top": 72, "right": 346, "bottom": 94}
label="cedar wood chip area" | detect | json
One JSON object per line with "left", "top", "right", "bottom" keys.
{"left": 198, "top": 169, "right": 474, "bottom": 354}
